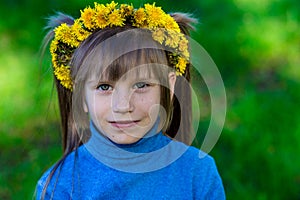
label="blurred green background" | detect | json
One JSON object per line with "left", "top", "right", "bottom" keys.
{"left": 0, "top": 0, "right": 299, "bottom": 199}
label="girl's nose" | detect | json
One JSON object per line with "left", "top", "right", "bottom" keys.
{"left": 112, "top": 89, "right": 134, "bottom": 113}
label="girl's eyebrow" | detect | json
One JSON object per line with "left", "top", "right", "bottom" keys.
{"left": 127, "top": 76, "right": 159, "bottom": 83}
{"left": 135, "top": 78, "right": 159, "bottom": 83}
{"left": 86, "top": 79, "right": 115, "bottom": 86}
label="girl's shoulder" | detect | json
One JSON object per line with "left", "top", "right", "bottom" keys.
{"left": 170, "top": 140, "right": 218, "bottom": 174}
{"left": 35, "top": 148, "right": 82, "bottom": 199}
{"left": 183, "top": 145, "right": 226, "bottom": 198}
{"left": 166, "top": 139, "right": 225, "bottom": 199}
{"left": 184, "top": 144, "right": 217, "bottom": 168}
{"left": 154, "top": 133, "right": 221, "bottom": 175}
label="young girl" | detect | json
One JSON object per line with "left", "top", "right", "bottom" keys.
{"left": 36, "top": 1, "right": 225, "bottom": 199}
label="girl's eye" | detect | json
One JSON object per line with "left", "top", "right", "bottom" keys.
{"left": 133, "top": 82, "right": 149, "bottom": 89}
{"left": 97, "top": 84, "right": 112, "bottom": 91}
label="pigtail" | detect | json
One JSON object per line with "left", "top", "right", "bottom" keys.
{"left": 41, "top": 12, "right": 75, "bottom": 63}
{"left": 170, "top": 13, "right": 197, "bottom": 35}
{"left": 40, "top": 12, "right": 80, "bottom": 200}
{"left": 43, "top": 12, "right": 82, "bottom": 154}
{"left": 167, "top": 13, "right": 197, "bottom": 144}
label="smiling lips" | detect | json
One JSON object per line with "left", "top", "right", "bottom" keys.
{"left": 109, "top": 120, "right": 140, "bottom": 129}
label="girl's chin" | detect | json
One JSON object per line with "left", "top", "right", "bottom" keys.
{"left": 107, "top": 133, "right": 142, "bottom": 145}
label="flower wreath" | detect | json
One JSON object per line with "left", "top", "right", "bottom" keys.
{"left": 50, "top": 1, "right": 190, "bottom": 90}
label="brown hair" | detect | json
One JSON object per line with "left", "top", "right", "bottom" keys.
{"left": 40, "top": 11, "right": 197, "bottom": 199}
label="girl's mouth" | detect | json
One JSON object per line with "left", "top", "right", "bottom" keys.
{"left": 109, "top": 120, "right": 140, "bottom": 129}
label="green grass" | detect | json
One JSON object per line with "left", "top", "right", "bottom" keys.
{"left": 0, "top": 46, "right": 62, "bottom": 199}
{"left": 0, "top": 127, "right": 61, "bottom": 199}
{"left": 210, "top": 75, "right": 300, "bottom": 199}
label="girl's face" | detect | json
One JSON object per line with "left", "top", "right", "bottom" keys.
{"left": 84, "top": 69, "right": 163, "bottom": 144}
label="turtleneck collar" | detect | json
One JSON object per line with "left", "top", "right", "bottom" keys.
{"left": 84, "top": 119, "right": 189, "bottom": 173}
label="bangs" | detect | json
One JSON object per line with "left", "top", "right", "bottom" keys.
{"left": 98, "top": 48, "right": 169, "bottom": 82}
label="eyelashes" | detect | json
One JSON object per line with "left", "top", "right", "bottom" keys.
{"left": 96, "top": 81, "right": 153, "bottom": 93}
{"left": 133, "top": 82, "right": 150, "bottom": 89}
{"left": 97, "top": 84, "right": 113, "bottom": 91}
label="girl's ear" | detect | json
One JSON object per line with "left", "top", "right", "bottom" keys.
{"left": 168, "top": 72, "right": 177, "bottom": 100}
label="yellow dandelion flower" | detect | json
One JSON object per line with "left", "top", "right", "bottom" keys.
{"left": 181, "top": 49, "right": 189, "bottom": 59}
{"left": 169, "top": 31, "right": 181, "bottom": 48}
{"left": 51, "top": 47, "right": 58, "bottom": 63}
{"left": 164, "top": 32, "right": 180, "bottom": 49}
{"left": 72, "top": 20, "right": 91, "bottom": 42}
{"left": 50, "top": 40, "right": 58, "bottom": 54}
{"left": 152, "top": 29, "right": 165, "bottom": 44}
{"left": 55, "top": 24, "right": 77, "bottom": 46}
{"left": 94, "top": 2, "right": 110, "bottom": 16}
{"left": 120, "top": 4, "right": 134, "bottom": 17}
{"left": 106, "top": 1, "right": 118, "bottom": 11}
{"left": 54, "top": 24, "right": 68, "bottom": 40}
{"left": 51, "top": 54, "right": 57, "bottom": 63}
{"left": 94, "top": 13, "right": 109, "bottom": 29}
{"left": 178, "top": 37, "right": 188, "bottom": 52}
{"left": 176, "top": 57, "right": 187, "bottom": 76}
{"left": 62, "top": 80, "right": 72, "bottom": 90}
{"left": 54, "top": 65, "right": 72, "bottom": 90}
{"left": 93, "top": 2, "right": 111, "bottom": 28}
{"left": 51, "top": 55, "right": 58, "bottom": 68}
{"left": 164, "top": 15, "right": 180, "bottom": 32}
{"left": 71, "top": 39, "right": 80, "bottom": 47}
{"left": 145, "top": 3, "right": 165, "bottom": 28}
{"left": 80, "top": 7, "right": 95, "bottom": 30}
{"left": 108, "top": 10, "right": 124, "bottom": 27}
{"left": 165, "top": 38, "right": 175, "bottom": 49}
{"left": 134, "top": 8, "right": 147, "bottom": 27}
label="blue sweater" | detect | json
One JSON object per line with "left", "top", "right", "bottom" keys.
{"left": 36, "top": 123, "right": 225, "bottom": 199}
